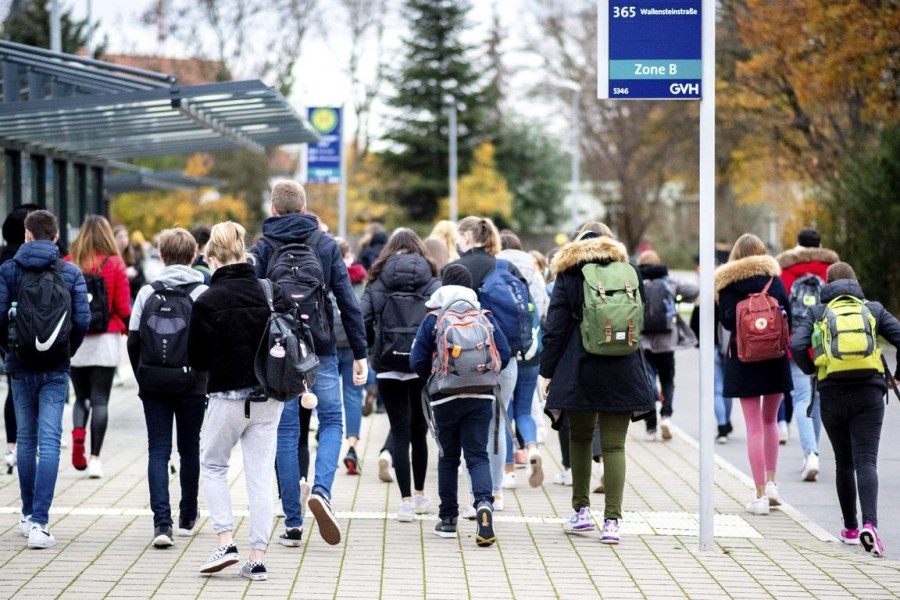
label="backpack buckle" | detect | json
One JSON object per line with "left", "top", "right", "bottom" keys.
{"left": 605, "top": 319, "right": 612, "bottom": 343}
{"left": 627, "top": 319, "right": 634, "bottom": 346}
{"left": 624, "top": 282, "right": 634, "bottom": 299}
{"left": 597, "top": 284, "right": 607, "bottom": 299}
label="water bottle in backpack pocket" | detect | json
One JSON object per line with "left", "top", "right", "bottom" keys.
{"left": 137, "top": 282, "right": 199, "bottom": 393}
{"left": 477, "top": 259, "right": 534, "bottom": 357}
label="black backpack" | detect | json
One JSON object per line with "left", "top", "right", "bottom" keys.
{"left": 13, "top": 261, "right": 73, "bottom": 366}
{"left": 136, "top": 281, "right": 200, "bottom": 394}
{"left": 264, "top": 231, "right": 331, "bottom": 351}
{"left": 255, "top": 279, "right": 319, "bottom": 401}
{"left": 84, "top": 257, "right": 110, "bottom": 334}
{"left": 642, "top": 277, "right": 676, "bottom": 333}
{"left": 372, "top": 286, "right": 431, "bottom": 373}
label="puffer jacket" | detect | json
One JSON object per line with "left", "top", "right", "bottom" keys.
{"left": 776, "top": 246, "right": 839, "bottom": 295}
{"left": 638, "top": 263, "right": 699, "bottom": 353}
{"left": 0, "top": 240, "right": 91, "bottom": 373}
{"left": 714, "top": 254, "right": 793, "bottom": 398}
{"left": 539, "top": 236, "right": 656, "bottom": 423}
{"left": 789, "top": 279, "right": 900, "bottom": 393}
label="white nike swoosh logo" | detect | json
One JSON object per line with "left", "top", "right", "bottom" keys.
{"left": 35, "top": 311, "right": 68, "bottom": 352}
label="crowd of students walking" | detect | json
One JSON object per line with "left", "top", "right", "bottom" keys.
{"left": 0, "top": 183, "right": 897, "bottom": 581}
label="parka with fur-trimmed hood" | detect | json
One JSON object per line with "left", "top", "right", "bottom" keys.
{"left": 714, "top": 254, "right": 793, "bottom": 398}
{"left": 775, "top": 246, "right": 839, "bottom": 296}
{"left": 539, "top": 236, "right": 656, "bottom": 423}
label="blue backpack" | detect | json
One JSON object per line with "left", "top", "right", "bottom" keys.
{"left": 478, "top": 259, "right": 535, "bottom": 356}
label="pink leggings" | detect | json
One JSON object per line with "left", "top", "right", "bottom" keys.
{"left": 740, "top": 394, "right": 783, "bottom": 488}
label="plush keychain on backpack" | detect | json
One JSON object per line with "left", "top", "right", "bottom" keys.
{"left": 300, "top": 380, "right": 318, "bottom": 409}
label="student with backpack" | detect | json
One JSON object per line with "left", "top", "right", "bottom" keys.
{"left": 636, "top": 250, "right": 699, "bottom": 441}
{"left": 66, "top": 215, "right": 132, "bottom": 479}
{"left": 126, "top": 228, "right": 208, "bottom": 549}
{"left": 789, "top": 262, "right": 900, "bottom": 556}
{"left": 188, "top": 221, "right": 292, "bottom": 581}
{"left": 361, "top": 229, "right": 441, "bottom": 521}
{"left": 714, "top": 233, "right": 793, "bottom": 515}
{"left": 776, "top": 227, "right": 839, "bottom": 481}
{"left": 410, "top": 264, "right": 511, "bottom": 545}
{"left": 539, "top": 224, "right": 655, "bottom": 544}
{"left": 451, "top": 217, "right": 536, "bottom": 506}
{"left": 0, "top": 210, "right": 90, "bottom": 549}
{"left": 251, "top": 181, "right": 368, "bottom": 546}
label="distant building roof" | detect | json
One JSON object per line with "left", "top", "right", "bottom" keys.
{"left": 101, "top": 53, "right": 223, "bottom": 85}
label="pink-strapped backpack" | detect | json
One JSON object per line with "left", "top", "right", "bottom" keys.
{"left": 734, "top": 277, "right": 789, "bottom": 363}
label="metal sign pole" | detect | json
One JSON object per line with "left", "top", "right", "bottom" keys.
{"left": 338, "top": 104, "right": 348, "bottom": 239}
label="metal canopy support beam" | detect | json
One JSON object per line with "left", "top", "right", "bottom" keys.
{"left": 5, "top": 149, "right": 21, "bottom": 208}
{"left": 173, "top": 98, "right": 264, "bottom": 155}
{"left": 31, "top": 154, "right": 47, "bottom": 208}
{"left": 54, "top": 159, "right": 68, "bottom": 244}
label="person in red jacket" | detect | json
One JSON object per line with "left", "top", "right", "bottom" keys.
{"left": 775, "top": 227, "right": 839, "bottom": 481}
{"left": 66, "top": 215, "right": 132, "bottom": 478}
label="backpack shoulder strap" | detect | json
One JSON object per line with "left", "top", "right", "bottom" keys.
{"left": 761, "top": 277, "right": 774, "bottom": 295}
{"left": 263, "top": 235, "right": 284, "bottom": 254}
{"left": 495, "top": 258, "right": 509, "bottom": 272}
{"left": 95, "top": 256, "right": 111, "bottom": 275}
{"left": 259, "top": 278, "right": 275, "bottom": 313}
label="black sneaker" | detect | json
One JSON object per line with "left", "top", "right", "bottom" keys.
{"left": 199, "top": 543, "right": 239, "bottom": 574}
{"left": 475, "top": 502, "right": 496, "bottom": 547}
{"left": 152, "top": 525, "right": 174, "bottom": 548}
{"left": 239, "top": 560, "right": 268, "bottom": 581}
{"left": 433, "top": 517, "right": 458, "bottom": 539}
{"left": 278, "top": 526, "right": 303, "bottom": 547}
{"left": 343, "top": 447, "right": 361, "bottom": 475}
{"left": 177, "top": 516, "right": 197, "bottom": 537}
{"left": 308, "top": 492, "right": 342, "bottom": 545}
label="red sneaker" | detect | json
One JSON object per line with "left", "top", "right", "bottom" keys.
{"left": 72, "top": 428, "right": 87, "bottom": 471}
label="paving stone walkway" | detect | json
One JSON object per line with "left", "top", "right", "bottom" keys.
{"left": 1, "top": 371, "right": 898, "bottom": 599}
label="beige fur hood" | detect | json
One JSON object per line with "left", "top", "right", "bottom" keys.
{"left": 714, "top": 255, "right": 781, "bottom": 296}
{"left": 775, "top": 246, "right": 839, "bottom": 269}
{"left": 552, "top": 236, "right": 630, "bottom": 275}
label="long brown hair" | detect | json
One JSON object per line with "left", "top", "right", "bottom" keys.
{"left": 71, "top": 215, "right": 120, "bottom": 272}
{"left": 367, "top": 228, "right": 437, "bottom": 284}
{"left": 457, "top": 216, "right": 501, "bottom": 255}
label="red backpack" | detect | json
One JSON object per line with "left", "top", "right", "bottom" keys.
{"left": 734, "top": 278, "right": 789, "bottom": 363}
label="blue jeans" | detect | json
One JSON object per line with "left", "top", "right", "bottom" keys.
{"left": 141, "top": 392, "right": 205, "bottom": 529}
{"left": 790, "top": 361, "right": 821, "bottom": 455}
{"left": 275, "top": 397, "right": 304, "bottom": 528}
{"left": 12, "top": 371, "right": 68, "bottom": 525}
{"left": 337, "top": 347, "right": 363, "bottom": 439}
{"left": 433, "top": 398, "right": 493, "bottom": 520}
{"left": 505, "top": 362, "right": 539, "bottom": 465}
{"left": 311, "top": 354, "right": 343, "bottom": 500}
{"left": 714, "top": 350, "right": 733, "bottom": 427}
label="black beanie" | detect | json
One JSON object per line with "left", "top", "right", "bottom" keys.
{"left": 442, "top": 264, "right": 473, "bottom": 288}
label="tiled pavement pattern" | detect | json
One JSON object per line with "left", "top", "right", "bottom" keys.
{"left": 1, "top": 372, "right": 899, "bottom": 599}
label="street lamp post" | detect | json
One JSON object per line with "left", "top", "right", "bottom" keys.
{"left": 569, "top": 87, "right": 581, "bottom": 235}
{"left": 449, "top": 102, "right": 458, "bottom": 223}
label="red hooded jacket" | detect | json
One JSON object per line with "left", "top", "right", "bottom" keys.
{"left": 65, "top": 252, "right": 132, "bottom": 335}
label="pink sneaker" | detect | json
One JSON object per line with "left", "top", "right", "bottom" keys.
{"left": 860, "top": 522, "right": 884, "bottom": 557}
{"left": 839, "top": 528, "right": 860, "bottom": 545}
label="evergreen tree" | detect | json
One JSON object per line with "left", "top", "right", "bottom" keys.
{"left": 2, "top": 0, "right": 104, "bottom": 56}
{"left": 384, "top": 0, "right": 488, "bottom": 221}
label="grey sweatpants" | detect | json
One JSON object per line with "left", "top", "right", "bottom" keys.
{"left": 202, "top": 395, "right": 283, "bottom": 551}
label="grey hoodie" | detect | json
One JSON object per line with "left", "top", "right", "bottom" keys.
{"left": 128, "top": 265, "right": 208, "bottom": 332}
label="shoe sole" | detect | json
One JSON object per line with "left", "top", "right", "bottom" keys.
{"left": 840, "top": 537, "right": 860, "bottom": 545}
{"left": 660, "top": 422, "right": 672, "bottom": 440}
{"left": 241, "top": 572, "right": 268, "bottom": 581}
{"left": 397, "top": 514, "right": 415, "bottom": 523}
{"left": 528, "top": 455, "right": 544, "bottom": 488}
{"left": 199, "top": 556, "right": 239, "bottom": 574}
{"left": 152, "top": 535, "right": 173, "bottom": 548}
{"left": 176, "top": 528, "right": 197, "bottom": 537}
{"left": 27, "top": 541, "right": 56, "bottom": 549}
{"left": 600, "top": 537, "right": 620, "bottom": 545}
{"left": 378, "top": 458, "right": 393, "bottom": 483}
{"left": 433, "top": 529, "right": 458, "bottom": 538}
{"left": 564, "top": 527, "right": 596, "bottom": 535}
{"left": 277, "top": 537, "right": 303, "bottom": 547}
{"left": 475, "top": 507, "right": 496, "bottom": 547}
{"left": 860, "top": 532, "right": 883, "bottom": 557}
{"left": 308, "top": 496, "right": 342, "bottom": 545}
{"left": 344, "top": 457, "right": 360, "bottom": 475}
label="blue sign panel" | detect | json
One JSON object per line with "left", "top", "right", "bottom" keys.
{"left": 306, "top": 106, "right": 343, "bottom": 183}
{"left": 598, "top": 0, "right": 702, "bottom": 100}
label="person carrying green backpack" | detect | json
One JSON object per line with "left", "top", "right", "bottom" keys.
{"left": 789, "top": 262, "right": 900, "bottom": 557}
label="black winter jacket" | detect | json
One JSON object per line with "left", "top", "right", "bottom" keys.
{"left": 714, "top": 255, "right": 793, "bottom": 398}
{"left": 539, "top": 237, "right": 656, "bottom": 422}
{"left": 450, "top": 247, "right": 524, "bottom": 291}
{"left": 789, "top": 279, "right": 900, "bottom": 393}
{"left": 251, "top": 213, "right": 367, "bottom": 359}
{"left": 187, "top": 263, "right": 290, "bottom": 394}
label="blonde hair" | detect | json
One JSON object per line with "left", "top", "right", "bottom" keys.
{"left": 271, "top": 180, "right": 307, "bottom": 214}
{"left": 158, "top": 228, "right": 198, "bottom": 266}
{"left": 457, "top": 216, "right": 501, "bottom": 255}
{"left": 428, "top": 220, "right": 460, "bottom": 260}
{"left": 206, "top": 221, "right": 246, "bottom": 266}
{"left": 636, "top": 250, "right": 661, "bottom": 266}
{"left": 71, "top": 215, "right": 120, "bottom": 272}
{"left": 728, "top": 233, "right": 767, "bottom": 262}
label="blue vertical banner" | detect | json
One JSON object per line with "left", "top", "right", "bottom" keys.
{"left": 306, "top": 106, "right": 342, "bottom": 183}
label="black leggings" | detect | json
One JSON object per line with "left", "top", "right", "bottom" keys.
{"left": 4, "top": 376, "right": 15, "bottom": 444}
{"left": 379, "top": 378, "right": 428, "bottom": 498}
{"left": 71, "top": 366, "right": 117, "bottom": 457}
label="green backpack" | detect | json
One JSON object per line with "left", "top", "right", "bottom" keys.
{"left": 811, "top": 295, "right": 883, "bottom": 380}
{"left": 580, "top": 262, "right": 644, "bottom": 356}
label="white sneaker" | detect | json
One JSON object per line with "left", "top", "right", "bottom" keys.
{"left": 553, "top": 470, "right": 573, "bottom": 486}
{"left": 659, "top": 417, "right": 673, "bottom": 440}
{"left": 801, "top": 453, "right": 819, "bottom": 482}
{"left": 778, "top": 421, "right": 790, "bottom": 445}
{"left": 643, "top": 430, "right": 659, "bottom": 442}
{"left": 27, "top": 523, "right": 56, "bottom": 549}
{"left": 87, "top": 458, "right": 103, "bottom": 479}
{"left": 5, "top": 448, "right": 16, "bottom": 471}
{"left": 378, "top": 450, "right": 394, "bottom": 483}
{"left": 19, "top": 514, "right": 32, "bottom": 538}
{"left": 765, "top": 481, "right": 782, "bottom": 507}
{"left": 413, "top": 494, "right": 431, "bottom": 515}
{"left": 397, "top": 502, "right": 415, "bottom": 522}
{"left": 527, "top": 447, "right": 544, "bottom": 487}
{"left": 462, "top": 504, "right": 477, "bottom": 520}
{"left": 502, "top": 471, "right": 517, "bottom": 489}
{"left": 746, "top": 496, "right": 770, "bottom": 515}
{"left": 493, "top": 494, "right": 504, "bottom": 512}
{"left": 300, "top": 478, "right": 311, "bottom": 517}
{"left": 274, "top": 500, "right": 286, "bottom": 518}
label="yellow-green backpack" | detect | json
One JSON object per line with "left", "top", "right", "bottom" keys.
{"left": 812, "top": 295, "right": 883, "bottom": 380}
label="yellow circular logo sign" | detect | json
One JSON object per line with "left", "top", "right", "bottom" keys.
{"left": 310, "top": 108, "right": 338, "bottom": 134}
